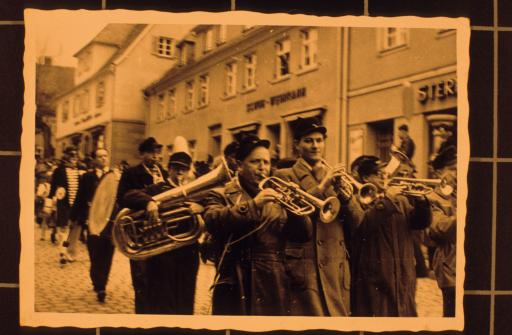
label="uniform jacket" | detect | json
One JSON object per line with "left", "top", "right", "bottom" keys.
{"left": 204, "top": 178, "right": 310, "bottom": 316}
{"left": 425, "top": 191, "right": 456, "bottom": 289}
{"left": 116, "top": 163, "right": 168, "bottom": 210}
{"left": 274, "top": 159, "right": 364, "bottom": 316}
{"left": 49, "top": 163, "right": 81, "bottom": 227}
{"left": 351, "top": 190, "right": 432, "bottom": 316}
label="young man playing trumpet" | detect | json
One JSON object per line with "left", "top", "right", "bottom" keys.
{"left": 204, "top": 134, "right": 310, "bottom": 316}
{"left": 274, "top": 117, "right": 363, "bottom": 316}
{"left": 349, "top": 155, "right": 432, "bottom": 317}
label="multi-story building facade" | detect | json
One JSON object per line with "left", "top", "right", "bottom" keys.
{"left": 53, "top": 24, "right": 190, "bottom": 165}
{"left": 145, "top": 25, "right": 457, "bottom": 177}
{"left": 144, "top": 25, "right": 347, "bottom": 166}
{"left": 347, "top": 28, "right": 457, "bottom": 177}
{"left": 35, "top": 57, "right": 75, "bottom": 159}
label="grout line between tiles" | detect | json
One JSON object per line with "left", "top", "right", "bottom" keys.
{"left": 490, "top": 0, "right": 499, "bottom": 334}
{"left": 231, "top": 0, "right": 236, "bottom": 11}
{"left": 102, "top": 0, "right": 106, "bottom": 10}
{"left": 364, "top": 0, "right": 369, "bottom": 16}
{"left": 0, "top": 151, "right": 21, "bottom": 156}
{"left": 0, "top": 283, "right": 19, "bottom": 288}
{"left": 470, "top": 157, "right": 512, "bottom": 163}
{"left": 0, "top": 21, "right": 24, "bottom": 25}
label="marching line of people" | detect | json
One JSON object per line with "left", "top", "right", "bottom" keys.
{"left": 34, "top": 116, "right": 457, "bottom": 317}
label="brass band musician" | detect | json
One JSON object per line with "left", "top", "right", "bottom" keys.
{"left": 274, "top": 117, "right": 364, "bottom": 316}
{"left": 350, "top": 155, "right": 432, "bottom": 317}
{"left": 204, "top": 135, "right": 311, "bottom": 315}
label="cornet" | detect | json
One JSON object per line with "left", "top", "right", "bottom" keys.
{"left": 322, "top": 160, "right": 379, "bottom": 205}
{"left": 387, "top": 177, "right": 454, "bottom": 197}
{"left": 258, "top": 176, "right": 341, "bottom": 223}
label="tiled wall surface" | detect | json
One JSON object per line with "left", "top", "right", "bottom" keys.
{"left": 1, "top": 0, "right": 510, "bottom": 334}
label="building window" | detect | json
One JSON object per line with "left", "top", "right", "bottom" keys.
{"left": 96, "top": 81, "right": 105, "bottom": 108}
{"left": 156, "top": 36, "right": 175, "bottom": 57}
{"left": 62, "top": 101, "right": 69, "bottom": 123}
{"left": 179, "top": 45, "right": 187, "bottom": 65}
{"left": 218, "top": 25, "right": 227, "bottom": 44}
{"left": 300, "top": 28, "right": 318, "bottom": 69}
{"left": 185, "top": 80, "right": 194, "bottom": 111}
{"left": 166, "top": 88, "right": 176, "bottom": 119}
{"left": 380, "top": 28, "right": 408, "bottom": 51}
{"left": 275, "top": 39, "right": 290, "bottom": 79}
{"left": 198, "top": 74, "right": 209, "bottom": 107}
{"left": 73, "top": 95, "right": 80, "bottom": 117}
{"left": 225, "top": 62, "right": 237, "bottom": 97}
{"left": 157, "top": 93, "right": 165, "bottom": 122}
{"left": 81, "top": 89, "right": 90, "bottom": 113}
{"left": 243, "top": 54, "right": 257, "bottom": 90}
{"left": 204, "top": 29, "right": 213, "bottom": 53}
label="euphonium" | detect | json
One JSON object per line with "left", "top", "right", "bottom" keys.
{"left": 112, "top": 159, "right": 233, "bottom": 260}
{"left": 258, "top": 176, "right": 341, "bottom": 223}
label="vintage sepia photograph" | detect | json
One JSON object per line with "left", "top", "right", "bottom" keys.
{"left": 20, "top": 10, "right": 470, "bottom": 332}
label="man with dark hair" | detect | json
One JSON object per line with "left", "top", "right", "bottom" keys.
{"left": 71, "top": 148, "right": 114, "bottom": 303}
{"left": 274, "top": 117, "right": 363, "bottom": 316}
{"left": 116, "top": 137, "right": 168, "bottom": 313}
{"left": 48, "top": 146, "right": 81, "bottom": 265}
{"left": 398, "top": 124, "right": 416, "bottom": 160}
{"left": 350, "top": 155, "right": 432, "bottom": 316}
{"left": 204, "top": 134, "right": 310, "bottom": 315}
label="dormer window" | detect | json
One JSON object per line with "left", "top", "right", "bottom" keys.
{"left": 155, "top": 36, "right": 175, "bottom": 58}
{"left": 204, "top": 29, "right": 213, "bottom": 53}
{"left": 179, "top": 45, "right": 188, "bottom": 65}
{"left": 218, "top": 25, "right": 227, "bottom": 44}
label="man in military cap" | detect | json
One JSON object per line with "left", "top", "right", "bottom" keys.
{"left": 204, "top": 134, "right": 310, "bottom": 315}
{"left": 274, "top": 117, "right": 363, "bottom": 316}
{"left": 349, "top": 155, "right": 432, "bottom": 317}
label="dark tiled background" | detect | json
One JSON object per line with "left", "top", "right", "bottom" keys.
{"left": 0, "top": 0, "right": 509, "bottom": 334}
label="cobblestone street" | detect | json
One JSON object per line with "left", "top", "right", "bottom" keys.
{"left": 34, "top": 226, "right": 442, "bottom": 316}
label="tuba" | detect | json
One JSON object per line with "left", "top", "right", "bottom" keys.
{"left": 258, "top": 176, "right": 340, "bottom": 223}
{"left": 112, "top": 159, "right": 233, "bottom": 260}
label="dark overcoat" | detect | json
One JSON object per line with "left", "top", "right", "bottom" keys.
{"left": 117, "top": 163, "right": 198, "bottom": 315}
{"left": 204, "top": 178, "right": 310, "bottom": 316}
{"left": 425, "top": 192, "right": 456, "bottom": 289}
{"left": 350, "top": 191, "right": 432, "bottom": 316}
{"left": 274, "top": 159, "right": 364, "bottom": 316}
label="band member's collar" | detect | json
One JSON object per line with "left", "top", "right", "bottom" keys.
{"left": 167, "top": 177, "right": 180, "bottom": 188}
{"left": 296, "top": 157, "right": 325, "bottom": 172}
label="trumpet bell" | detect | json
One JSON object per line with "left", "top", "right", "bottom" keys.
{"left": 359, "top": 183, "right": 379, "bottom": 205}
{"left": 319, "top": 196, "right": 341, "bottom": 223}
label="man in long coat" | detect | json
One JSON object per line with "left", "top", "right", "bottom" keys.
{"left": 70, "top": 148, "right": 115, "bottom": 303}
{"left": 116, "top": 137, "right": 169, "bottom": 313}
{"left": 204, "top": 135, "right": 310, "bottom": 315}
{"left": 274, "top": 117, "right": 363, "bottom": 316}
{"left": 350, "top": 155, "right": 432, "bottom": 317}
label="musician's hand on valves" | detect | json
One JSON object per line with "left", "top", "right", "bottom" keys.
{"left": 337, "top": 178, "right": 354, "bottom": 202}
{"left": 186, "top": 202, "right": 205, "bottom": 214}
{"left": 254, "top": 188, "right": 280, "bottom": 209}
{"left": 146, "top": 200, "right": 160, "bottom": 224}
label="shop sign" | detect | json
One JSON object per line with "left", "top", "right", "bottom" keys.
{"left": 246, "top": 87, "right": 307, "bottom": 112}
{"left": 73, "top": 112, "right": 102, "bottom": 126}
{"left": 417, "top": 78, "right": 457, "bottom": 104}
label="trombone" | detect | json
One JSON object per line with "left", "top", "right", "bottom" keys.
{"left": 258, "top": 176, "right": 341, "bottom": 223}
{"left": 322, "top": 159, "right": 379, "bottom": 205}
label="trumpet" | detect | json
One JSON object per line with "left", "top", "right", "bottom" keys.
{"left": 387, "top": 177, "right": 454, "bottom": 197}
{"left": 258, "top": 176, "right": 341, "bottom": 223}
{"left": 322, "top": 160, "right": 379, "bottom": 205}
